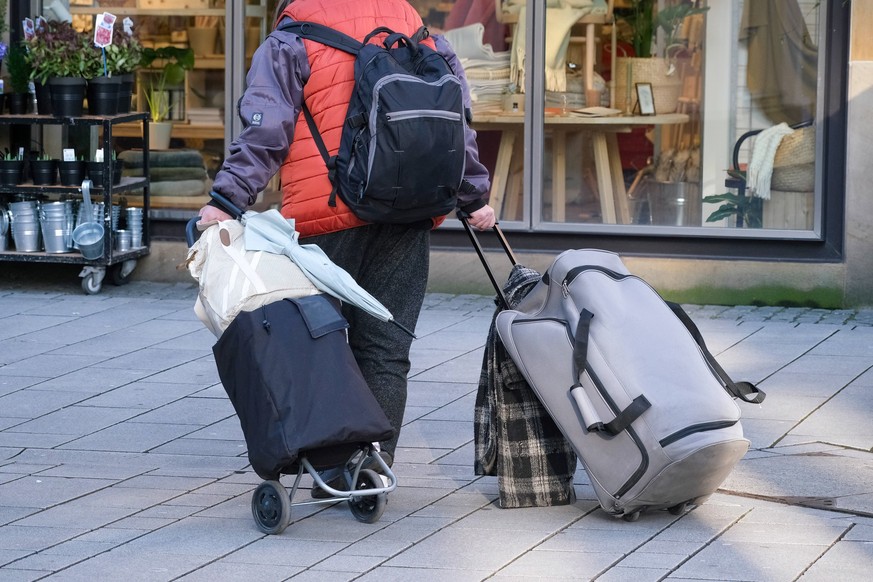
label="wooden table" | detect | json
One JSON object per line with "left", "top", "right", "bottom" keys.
{"left": 472, "top": 113, "right": 689, "bottom": 224}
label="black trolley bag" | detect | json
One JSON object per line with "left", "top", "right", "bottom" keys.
{"left": 461, "top": 216, "right": 765, "bottom": 521}
{"left": 186, "top": 210, "right": 396, "bottom": 535}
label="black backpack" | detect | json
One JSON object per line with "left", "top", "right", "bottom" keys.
{"left": 279, "top": 21, "right": 467, "bottom": 224}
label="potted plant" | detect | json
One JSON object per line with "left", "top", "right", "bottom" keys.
{"left": 5, "top": 42, "right": 33, "bottom": 114}
{"left": 614, "top": 0, "right": 709, "bottom": 114}
{"left": 24, "top": 20, "right": 100, "bottom": 116}
{"left": 86, "top": 150, "right": 123, "bottom": 187}
{"left": 29, "top": 152, "right": 58, "bottom": 186}
{"left": 0, "top": 150, "right": 24, "bottom": 186}
{"left": 104, "top": 21, "right": 144, "bottom": 114}
{"left": 58, "top": 153, "right": 86, "bottom": 187}
{"left": 138, "top": 45, "right": 194, "bottom": 148}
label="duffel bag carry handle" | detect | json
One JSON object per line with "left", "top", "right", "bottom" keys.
{"left": 458, "top": 211, "right": 517, "bottom": 310}
{"left": 571, "top": 309, "right": 651, "bottom": 435}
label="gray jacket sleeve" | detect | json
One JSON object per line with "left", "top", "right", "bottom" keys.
{"left": 433, "top": 34, "right": 492, "bottom": 212}
{"left": 210, "top": 30, "right": 310, "bottom": 213}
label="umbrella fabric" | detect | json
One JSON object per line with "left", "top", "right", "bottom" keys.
{"left": 243, "top": 209, "right": 395, "bottom": 325}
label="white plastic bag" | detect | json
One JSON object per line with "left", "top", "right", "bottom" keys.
{"left": 186, "top": 220, "right": 319, "bottom": 337}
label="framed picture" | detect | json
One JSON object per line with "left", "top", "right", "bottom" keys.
{"left": 635, "top": 83, "right": 656, "bottom": 116}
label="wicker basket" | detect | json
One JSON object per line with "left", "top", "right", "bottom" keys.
{"left": 771, "top": 125, "right": 816, "bottom": 192}
{"left": 614, "top": 58, "right": 682, "bottom": 115}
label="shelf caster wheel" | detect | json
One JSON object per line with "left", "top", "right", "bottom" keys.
{"left": 251, "top": 480, "right": 291, "bottom": 535}
{"left": 622, "top": 511, "right": 641, "bottom": 522}
{"left": 668, "top": 502, "right": 688, "bottom": 516}
{"left": 110, "top": 260, "right": 137, "bottom": 286}
{"left": 348, "top": 469, "right": 386, "bottom": 524}
{"left": 79, "top": 266, "right": 106, "bottom": 295}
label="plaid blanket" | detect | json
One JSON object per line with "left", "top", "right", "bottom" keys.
{"left": 474, "top": 264, "right": 577, "bottom": 507}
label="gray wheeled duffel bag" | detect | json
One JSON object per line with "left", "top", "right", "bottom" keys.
{"left": 496, "top": 249, "right": 766, "bottom": 520}
{"left": 460, "top": 218, "right": 765, "bottom": 521}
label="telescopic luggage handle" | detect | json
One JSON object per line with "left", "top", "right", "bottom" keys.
{"left": 457, "top": 210, "right": 517, "bottom": 310}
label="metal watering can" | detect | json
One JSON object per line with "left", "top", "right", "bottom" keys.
{"left": 71, "top": 180, "right": 104, "bottom": 260}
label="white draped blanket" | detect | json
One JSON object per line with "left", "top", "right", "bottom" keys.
{"left": 747, "top": 123, "right": 794, "bottom": 200}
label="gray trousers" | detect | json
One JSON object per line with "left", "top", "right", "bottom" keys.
{"left": 303, "top": 223, "right": 430, "bottom": 456}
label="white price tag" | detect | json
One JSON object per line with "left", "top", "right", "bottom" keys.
{"left": 63, "top": 149, "right": 76, "bottom": 162}
{"left": 94, "top": 149, "right": 104, "bottom": 163}
{"left": 94, "top": 12, "right": 117, "bottom": 48}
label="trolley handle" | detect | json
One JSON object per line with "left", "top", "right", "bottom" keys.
{"left": 456, "top": 210, "right": 517, "bottom": 310}
{"left": 186, "top": 192, "right": 245, "bottom": 247}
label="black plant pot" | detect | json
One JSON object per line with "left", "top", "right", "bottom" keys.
{"left": 30, "top": 159, "right": 58, "bottom": 185}
{"left": 86, "top": 160, "right": 106, "bottom": 187}
{"left": 48, "top": 76, "right": 86, "bottom": 117}
{"left": 0, "top": 160, "right": 24, "bottom": 186}
{"left": 34, "top": 81, "right": 52, "bottom": 115}
{"left": 6, "top": 93, "right": 32, "bottom": 114}
{"left": 87, "top": 160, "right": 121, "bottom": 187}
{"left": 117, "top": 73, "right": 134, "bottom": 114}
{"left": 58, "top": 160, "right": 86, "bottom": 187}
{"left": 87, "top": 76, "right": 121, "bottom": 116}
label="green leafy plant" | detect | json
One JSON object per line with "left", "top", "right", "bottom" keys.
{"left": 703, "top": 170, "right": 763, "bottom": 228}
{"left": 2, "top": 150, "right": 22, "bottom": 161}
{"left": 139, "top": 46, "right": 194, "bottom": 122}
{"left": 618, "top": 0, "right": 709, "bottom": 59}
{"left": 104, "top": 22, "right": 143, "bottom": 77}
{"left": 5, "top": 42, "right": 32, "bottom": 94}
{"left": 24, "top": 20, "right": 102, "bottom": 84}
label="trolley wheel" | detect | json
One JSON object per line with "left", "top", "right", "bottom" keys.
{"left": 668, "top": 502, "right": 688, "bottom": 516}
{"left": 81, "top": 273, "right": 102, "bottom": 295}
{"left": 251, "top": 480, "right": 291, "bottom": 535}
{"left": 348, "top": 469, "right": 386, "bottom": 524}
{"left": 622, "top": 511, "right": 641, "bottom": 522}
{"left": 109, "top": 260, "right": 137, "bottom": 286}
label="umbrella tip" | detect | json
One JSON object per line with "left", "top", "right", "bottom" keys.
{"left": 392, "top": 320, "right": 416, "bottom": 339}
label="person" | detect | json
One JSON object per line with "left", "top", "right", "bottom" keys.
{"left": 198, "top": 0, "right": 496, "bottom": 487}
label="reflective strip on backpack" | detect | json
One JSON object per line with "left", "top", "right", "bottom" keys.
{"left": 385, "top": 110, "right": 462, "bottom": 122}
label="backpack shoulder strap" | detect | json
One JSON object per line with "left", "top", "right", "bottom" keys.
{"left": 277, "top": 21, "right": 363, "bottom": 54}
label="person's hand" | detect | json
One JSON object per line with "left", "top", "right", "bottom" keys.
{"left": 467, "top": 204, "right": 496, "bottom": 231}
{"left": 197, "top": 204, "right": 234, "bottom": 228}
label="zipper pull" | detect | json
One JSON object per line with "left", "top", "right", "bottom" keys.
{"left": 261, "top": 306, "right": 271, "bottom": 334}
{"left": 561, "top": 281, "right": 570, "bottom": 298}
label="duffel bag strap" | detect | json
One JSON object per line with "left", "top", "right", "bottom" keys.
{"left": 667, "top": 301, "right": 766, "bottom": 404}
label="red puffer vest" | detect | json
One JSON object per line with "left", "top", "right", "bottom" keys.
{"left": 280, "top": 0, "right": 434, "bottom": 237}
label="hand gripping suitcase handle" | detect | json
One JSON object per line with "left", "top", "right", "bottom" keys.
{"left": 457, "top": 210, "right": 517, "bottom": 310}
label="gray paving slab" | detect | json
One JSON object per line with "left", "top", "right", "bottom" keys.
{"left": 1, "top": 282, "right": 873, "bottom": 579}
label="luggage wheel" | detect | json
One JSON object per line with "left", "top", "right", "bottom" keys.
{"left": 348, "top": 468, "right": 387, "bottom": 524}
{"left": 622, "top": 511, "right": 641, "bottom": 522}
{"left": 251, "top": 480, "right": 291, "bottom": 535}
{"left": 668, "top": 502, "right": 689, "bottom": 516}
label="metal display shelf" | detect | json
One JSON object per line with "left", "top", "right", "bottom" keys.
{"left": 0, "top": 112, "right": 152, "bottom": 294}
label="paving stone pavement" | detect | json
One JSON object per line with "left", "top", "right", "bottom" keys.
{"left": 1, "top": 278, "right": 872, "bottom": 581}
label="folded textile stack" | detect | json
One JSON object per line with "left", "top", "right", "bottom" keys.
{"left": 187, "top": 107, "right": 223, "bottom": 126}
{"left": 119, "top": 149, "right": 210, "bottom": 199}
{"left": 444, "top": 23, "right": 512, "bottom": 116}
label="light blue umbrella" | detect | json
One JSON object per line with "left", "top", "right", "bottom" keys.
{"left": 243, "top": 209, "right": 415, "bottom": 337}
